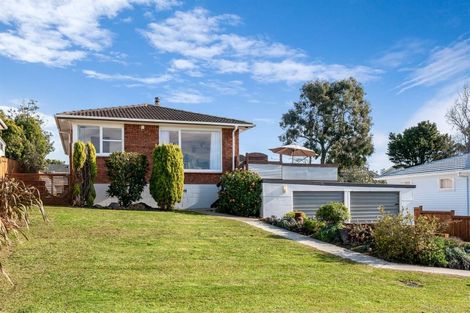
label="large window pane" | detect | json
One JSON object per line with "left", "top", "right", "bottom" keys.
{"left": 103, "top": 128, "right": 122, "bottom": 140}
{"left": 78, "top": 126, "right": 100, "bottom": 153}
{"left": 160, "top": 130, "right": 179, "bottom": 144}
{"left": 103, "top": 141, "right": 122, "bottom": 154}
{"left": 181, "top": 131, "right": 221, "bottom": 170}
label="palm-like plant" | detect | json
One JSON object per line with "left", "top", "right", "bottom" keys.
{"left": 0, "top": 178, "right": 46, "bottom": 285}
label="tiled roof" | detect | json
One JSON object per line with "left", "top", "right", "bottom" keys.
{"left": 56, "top": 104, "right": 253, "bottom": 126}
{"left": 380, "top": 153, "right": 470, "bottom": 177}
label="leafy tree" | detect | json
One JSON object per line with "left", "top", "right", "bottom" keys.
{"left": 446, "top": 83, "right": 470, "bottom": 153}
{"left": 280, "top": 78, "right": 373, "bottom": 168}
{"left": 72, "top": 141, "right": 86, "bottom": 206}
{"left": 46, "top": 159, "right": 65, "bottom": 165}
{"left": 105, "top": 152, "right": 148, "bottom": 207}
{"left": 0, "top": 100, "right": 54, "bottom": 172}
{"left": 150, "top": 144, "right": 184, "bottom": 210}
{"left": 387, "top": 121, "right": 456, "bottom": 168}
{"left": 339, "top": 165, "right": 385, "bottom": 184}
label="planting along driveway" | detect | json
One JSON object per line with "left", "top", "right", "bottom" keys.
{"left": 1, "top": 207, "right": 470, "bottom": 313}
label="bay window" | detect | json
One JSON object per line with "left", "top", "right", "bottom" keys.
{"left": 77, "top": 125, "right": 123, "bottom": 155}
{"left": 160, "top": 129, "right": 222, "bottom": 171}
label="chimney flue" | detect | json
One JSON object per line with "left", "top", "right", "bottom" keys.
{"left": 154, "top": 97, "right": 160, "bottom": 106}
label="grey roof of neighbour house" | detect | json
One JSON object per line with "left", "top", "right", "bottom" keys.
{"left": 55, "top": 104, "right": 254, "bottom": 127}
{"left": 379, "top": 153, "right": 470, "bottom": 177}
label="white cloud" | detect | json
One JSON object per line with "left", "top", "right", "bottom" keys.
{"left": 171, "top": 59, "right": 197, "bottom": 70}
{"left": 397, "top": 38, "right": 470, "bottom": 93}
{"left": 155, "top": 0, "right": 182, "bottom": 10}
{"left": 141, "top": 7, "right": 380, "bottom": 84}
{"left": 252, "top": 60, "right": 381, "bottom": 84}
{"left": 374, "top": 38, "right": 428, "bottom": 68}
{"left": 0, "top": 0, "right": 176, "bottom": 66}
{"left": 166, "top": 90, "right": 212, "bottom": 104}
{"left": 83, "top": 69, "right": 171, "bottom": 85}
{"left": 212, "top": 59, "right": 249, "bottom": 73}
{"left": 406, "top": 81, "right": 464, "bottom": 134}
{"left": 200, "top": 80, "right": 245, "bottom": 95}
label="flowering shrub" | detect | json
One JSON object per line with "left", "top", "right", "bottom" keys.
{"left": 217, "top": 169, "right": 262, "bottom": 217}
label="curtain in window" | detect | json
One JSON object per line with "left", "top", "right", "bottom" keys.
{"left": 160, "top": 130, "right": 170, "bottom": 144}
{"left": 210, "top": 131, "right": 221, "bottom": 171}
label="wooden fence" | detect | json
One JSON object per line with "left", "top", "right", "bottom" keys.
{"left": 7, "top": 173, "right": 71, "bottom": 206}
{"left": 0, "top": 157, "right": 19, "bottom": 178}
{"left": 414, "top": 206, "right": 470, "bottom": 241}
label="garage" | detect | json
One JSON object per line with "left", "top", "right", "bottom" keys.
{"left": 293, "top": 191, "right": 344, "bottom": 218}
{"left": 350, "top": 191, "right": 399, "bottom": 223}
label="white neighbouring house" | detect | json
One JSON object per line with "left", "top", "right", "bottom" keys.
{"left": 0, "top": 118, "right": 7, "bottom": 157}
{"left": 378, "top": 153, "right": 470, "bottom": 216}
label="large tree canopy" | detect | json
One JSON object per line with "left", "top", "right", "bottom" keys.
{"left": 446, "top": 83, "right": 470, "bottom": 153}
{"left": 0, "top": 100, "right": 54, "bottom": 172}
{"left": 279, "top": 78, "right": 374, "bottom": 168}
{"left": 387, "top": 121, "right": 456, "bottom": 168}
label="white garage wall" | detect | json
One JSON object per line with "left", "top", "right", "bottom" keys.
{"left": 94, "top": 184, "right": 218, "bottom": 209}
{"left": 261, "top": 182, "right": 413, "bottom": 218}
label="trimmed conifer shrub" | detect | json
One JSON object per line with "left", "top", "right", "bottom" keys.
{"left": 72, "top": 141, "right": 98, "bottom": 207}
{"left": 150, "top": 144, "right": 184, "bottom": 210}
{"left": 105, "top": 152, "right": 148, "bottom": 207}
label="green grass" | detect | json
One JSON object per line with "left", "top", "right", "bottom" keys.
{"left": 1, "top": 207, "right": 470, "bottom": 313}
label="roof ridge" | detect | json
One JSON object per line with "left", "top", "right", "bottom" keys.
{"left": 154, "top": 104, "right": 250, "bottom": 123}
{"left": 56, "top": 103, "right": 149, "bottom": 115}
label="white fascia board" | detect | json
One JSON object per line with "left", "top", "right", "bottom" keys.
{"left": 379, "top": 169, "right": 470, "bottom": 180}
{"left": 54, "top": 114, "right": 254, "bottom": 129}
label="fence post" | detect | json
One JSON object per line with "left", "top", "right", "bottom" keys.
{"left": 414, "top": 206, "right": 422, "bottom": 221}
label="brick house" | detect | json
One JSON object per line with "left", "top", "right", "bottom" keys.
{"left": 55, "top": 99, "right": 254, "bottom": 208}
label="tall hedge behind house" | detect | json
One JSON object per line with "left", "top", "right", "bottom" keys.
{"left": 105, "top": 152, "right": 148, "bottom": 207}
{"left": 150, "top": 144, "right": 184, "bottom": 210}
{"left": 217, "top": 170, "right": 262, "bottom": 217}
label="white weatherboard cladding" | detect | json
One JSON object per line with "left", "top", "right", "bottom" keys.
{"left": 261, "top": 182, "right": 413, "bottom": 218}
{"left": 94, "top": 184, "right": 218, "bottom": 209}
{"left": 386, "top": 174, "right": 469, "bottom": 216}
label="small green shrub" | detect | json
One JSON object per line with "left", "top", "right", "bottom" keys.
{"left": 106, "top": 152, "right": 148, "bottom": 207}
{"left": 150, "top": 144, "right": 184, "bottom": 210}
{"left": 444, "top": 238, "right": 470, "bottom": 270}
{"left": 316, "top": 202, "right": 350, "bottom": 226}
{"left": 284, "top": 211, "right": 307, "bottom": 220}
{"left": 84, "top": 142, "right": 97, "bottom": 207}
{"left": 303, "top": 218, "right": 326, "bottom": 236}
{"left": 315, "top": 224, "right": 342, "bottom": 243}
{"left": 72, "top": 141, "right": 86, "bottom": 206}
{"left": 217, "top": 169, "right": 262, "bottom": 217}
{"left": 373, "top": 213, "right": 448, "bottom": 266}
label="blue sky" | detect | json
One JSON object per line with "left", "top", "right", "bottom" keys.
{"left": 0, "top": 0, "right": 469, "bottom": 170}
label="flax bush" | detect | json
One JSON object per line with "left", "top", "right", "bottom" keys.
{"left": 0, "top": 178, "right": 46, "bottom": 284}
{"left": 217, "top": 169, "right": 262, "bottom": 217}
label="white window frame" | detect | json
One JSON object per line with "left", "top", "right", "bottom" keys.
{"left": 438, "top": 177, "right": 454, "bottom": 191}
{"left": 76, "top": 124, "right": 124, "bottom": 156}
{"left": 159, "top": 127, "right": 223, "bottom": 173}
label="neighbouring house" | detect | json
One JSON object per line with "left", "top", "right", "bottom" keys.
{"left": 378, "top": 153, "right": 470, "bottom": 216}
{"left": 244, "top": 153, "right": 415, "bottom": 222}
{"left": 0, "top": 118, "right": 6, "bottom": 157}
{"left": 55, "top": 98, "right": 254, "bottom": 208}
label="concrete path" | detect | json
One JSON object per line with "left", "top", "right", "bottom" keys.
{"left": 194, "top": 209, "right": 470, "bottom": 278}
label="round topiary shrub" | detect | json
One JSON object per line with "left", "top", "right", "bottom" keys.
{"left": 316, "top": 201, "right": 350, "bottom": 225}
{"left": 217, "top": 169, "right": 262, "bottom": 217}
{"left": 150, "top": 144, "right": 184, "bottom": 210}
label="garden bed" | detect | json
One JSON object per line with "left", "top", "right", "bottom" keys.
{"left": 263, "top": 207, "right": 470, "bottom": 271}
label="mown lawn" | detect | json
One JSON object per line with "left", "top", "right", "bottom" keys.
{"left": 1, "top": 207, "right": 470, "bottom": 313}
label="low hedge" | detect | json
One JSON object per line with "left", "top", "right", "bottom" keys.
{"left": 217, "top": 169, "right": 262, "bottom": 217}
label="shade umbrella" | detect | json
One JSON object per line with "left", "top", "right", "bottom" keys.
{"left": 269, "top": 144, "right": 317, "bottom": 163}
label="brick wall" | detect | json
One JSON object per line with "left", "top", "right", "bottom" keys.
{"left": 95, "top": 124, "right": 238, "bottom": 185}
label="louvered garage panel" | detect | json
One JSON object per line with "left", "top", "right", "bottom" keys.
{"left": 350, "top": 191, "right": 399, "bottom": 223}
{"left": 293, "top": 191, "right": 344, "bottom": 218}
